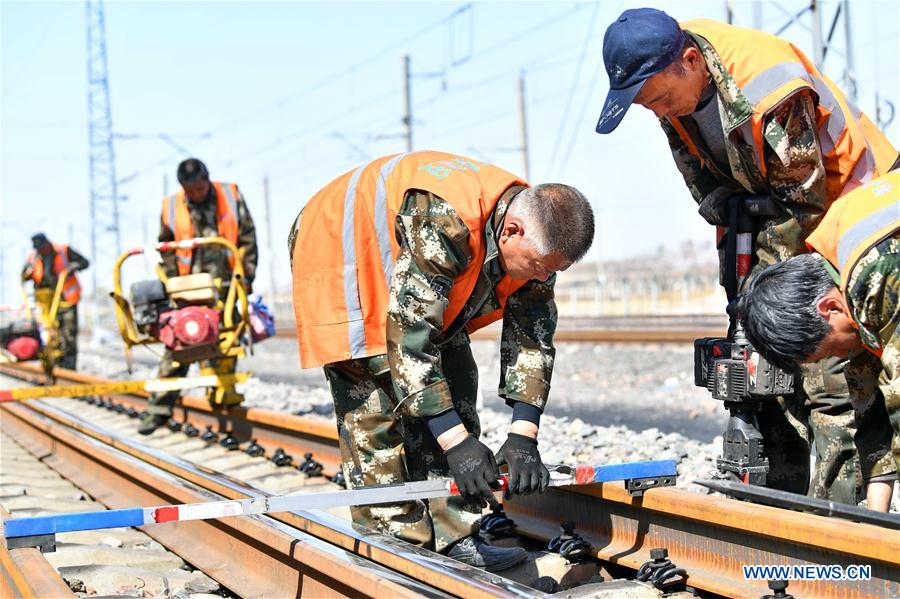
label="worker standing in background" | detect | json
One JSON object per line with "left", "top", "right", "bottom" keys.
{"left": 21, "top": 233, "right": 89, "bottom": 369}
{"left": 738, "top": 170, "right": 899, "bottom": 511}
{"left": 139, "top": 158, "right": 258, "bottom": 435}
{"left": 289, "top": 151, "right": 594, "bottom": 571}
{"left": 595, "top": 9, "right": 898, "bottom": 504}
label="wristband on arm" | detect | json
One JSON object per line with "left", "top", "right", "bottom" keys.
{"left": 426, "top": 408, "right": 464, "bottom": 439}
{"left": 511, "top": 401, "right": 542, "bottom": 426}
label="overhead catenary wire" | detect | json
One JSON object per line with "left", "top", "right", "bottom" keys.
{"left": 546, "top": 2, "right": 602, "bottom": 178}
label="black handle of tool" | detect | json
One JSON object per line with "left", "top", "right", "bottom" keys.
{"left": 722, "top": 195, "right": 780, "bottom": 304}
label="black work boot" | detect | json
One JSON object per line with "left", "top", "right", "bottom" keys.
{"left": 138, "top": 413, "right": 169, "bottom": 435}
{"left": 445, "top": 534, "right": 527, "bottom": 572}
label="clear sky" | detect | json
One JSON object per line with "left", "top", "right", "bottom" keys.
{"left": 2, "top": 0, "right": 898, "bottom": 303}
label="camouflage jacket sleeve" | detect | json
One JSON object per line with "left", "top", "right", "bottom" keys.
{"left": 157, "top": 214, "right": 179, "bottom": 278}
{"left": 65, "top": 246, "right": 90, "bottom": 272}
{"left": 498, "top": 277, "right": 557, "bottom": 411}
{"left": 235, "top": 190, "right": 258, "bottom": 284}
{"left": 387, "top": 190, "right": 473, "bottom": 418}
{"left": 751, "top": 91, "right": 828, "bottom": 278}
{"left": 660, "top": 119, "right": 735, "bottom": 214}
{"left": 847, "top": 238, "right": 900, "bottom": 387}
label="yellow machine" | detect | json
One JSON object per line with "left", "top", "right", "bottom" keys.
{"left": 1, "top": 269, "right": 74, "bottom": 378}
{"left": 110, "top": 236, "right": 250, "bottom": 405}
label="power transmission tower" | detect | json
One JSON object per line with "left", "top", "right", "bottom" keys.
{"left": 86, "top": 0, "right": 121, "bottom": 299}
{"left": 726, "top": 1, "right": 857, "bottom": 101}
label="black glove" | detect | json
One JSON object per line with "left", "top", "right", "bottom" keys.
{"left": 495, "top": 433, "right": 550, "bottom": 498}
{"left": 445, "top": 435, "right": 501, "bottom": 508}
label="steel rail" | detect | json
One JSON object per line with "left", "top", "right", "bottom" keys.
{"left": 3, "top": 363, "right": 899, "bottom": 598}
{"left": 0, "top": 402, "right": 455, "bottom": 599}
{"left": 506, "top": 485, "right": 899, "bottom": 599}
{"left": 0, "top": 507, "right": 75, "bottom": 599}
{"left": 0, "top": 396, "right": 546, "bottom": 599}
{"left": 0, "top": 362, "right": 343, "bottom": 475}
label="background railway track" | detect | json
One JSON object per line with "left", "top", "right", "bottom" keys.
{"left": 2, "top": 362, "right": 898, "bottom": 598}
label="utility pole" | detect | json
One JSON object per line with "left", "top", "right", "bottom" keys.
{"left": 263, "top": 174, "right": 276, "bottom": 300}
{"left": 403, "top": 55, "right": 413, "bottom": 152}
{"left": 841, "top": 0, "right": 856, "bottom": 102}
{"left": 86, "top": 0, "right": 121, "bottom": 299}
{"left": 810, "top": 0, "right": 824, "bottom": 69}
{"left": 163, "top": 174, "right": 169, "bottom": 197}
{"left": 517, "top": 73, "right": 531, "bottom": 181}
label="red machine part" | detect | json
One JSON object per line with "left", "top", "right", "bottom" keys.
{"left": 158, "top": 306, "right": 220, "bottom": 350}
{"left": 6, "top": 336, "right": 40, "bottom": 361}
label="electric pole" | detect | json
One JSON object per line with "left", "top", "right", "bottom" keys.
{"left": 517, "top": 73, "right": 531, "bottom": 181}
{"left": 403, "top": 55, "right": 413, "bottom": 152}
{"left": 810, "top": 0, "right": 824, "bottom": 69}
{"left": 840, "top": 0, "right": 856, "bottom": 102}
{"left": 86, "top": 0, "right": 121, "bottom": 299}
{"left": 263, "top": 174, "right": 277, "bottom": 299}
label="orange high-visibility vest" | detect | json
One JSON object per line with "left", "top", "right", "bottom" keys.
{"left": 28, "top": 243, "right": 81, "bottom": 305}
{"left": 675, "top": 19, "right": 897, "bottom": 201}
{"left": 806, "top": 170, "right": 899, "bottom": 355}
{"left": 161, "top": 181, "right": 240, "bottom": 276}
{"left": 291, "top": 151, "right": 528, "bottom": 368}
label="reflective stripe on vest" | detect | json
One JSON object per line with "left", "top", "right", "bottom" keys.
{"left": 836, "top": 200, "right": 899, "bottom": 271}
{"left": 162, "top": 182, "right": 240, "bottom": 275}
{"left": 375, "top": 153, "right": 411, "bottom": 290}
{"left": 342, "top": 163, "right": 367, "bottom": 358}
{"left": 292, "top": 151, "right": 528, "bottom": 368}
{"left": 30, "top": 244, "right": 81, "bottom": 304}
{"left": 806, "top": 170, "right": 899, "bottom": 296}
{"left": 679, "top": 19, "right": 897, "bottom": 200}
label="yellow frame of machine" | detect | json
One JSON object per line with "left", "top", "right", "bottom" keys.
{"left": 109, "top": 236, "right": 249, "bottom": 387}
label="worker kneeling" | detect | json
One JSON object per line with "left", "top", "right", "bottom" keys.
{"left": 289, "top": 151, "right": 594, "bottom": 570}
{"left": 738, "top": 170, "right": 899, "bottom": 512}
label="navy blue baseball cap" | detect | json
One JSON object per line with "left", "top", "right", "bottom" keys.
{"left": 596, "top": 8, "right": 685, "bottom": 134}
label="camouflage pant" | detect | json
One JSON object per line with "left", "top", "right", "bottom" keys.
{"left": 847, "top": 350, "right": 898, "bottom": 481}
{"left": 56, "top": 305, "right": 78, "bottom": 370}
{"left": 758, "top": 356, "right": 860, "bottom": 503}
{"left": 323, "top": 334, "right": 483, "bottom": 553}
{"left": 884, "top": 366, "right": 900, "bottom": 476}
{"left": 147, "top": 350, "right": 236, "bottom": 416}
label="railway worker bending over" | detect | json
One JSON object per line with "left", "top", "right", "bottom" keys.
{"left": 595, "top": 7, "right": 899, "bottom": 504}
{"left": 738, "top": 170, "right": 899, "bottom": 512}
{"left": 288, "top": 151, "right": 594, "bottom": 571}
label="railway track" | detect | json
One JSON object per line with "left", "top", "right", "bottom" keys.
{"left": 1, "top": 362, "right": 898, "bottom": 598}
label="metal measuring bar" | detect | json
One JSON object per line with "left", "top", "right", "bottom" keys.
{"left": 4, "top": 460, "right": 677, "bottom": 550}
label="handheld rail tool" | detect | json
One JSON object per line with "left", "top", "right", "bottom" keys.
{"left": 693, "top": 196, "right": 795, "bottom": 486}
{"left": 0, "top": 373, "right": 247, "bottom": 403}
{"left": 0, "top": 269, "right": 75, "bottom": 379}
{"left": 3, "top": 460, "right": 677, "bottom": 551}
{"left": 110, "top": 236, "right": 251, "bottom": 405}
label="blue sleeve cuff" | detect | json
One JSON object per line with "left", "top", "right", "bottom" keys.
{"left": 512, "top": 401, "right": 542, "bottom": 426}
{"left": 425, "top": 408, "right": 464, "bottom": 439}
